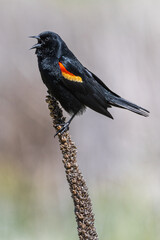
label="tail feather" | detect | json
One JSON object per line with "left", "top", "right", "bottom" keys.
{"left": 109, "top": 96, "right": 149, "bottom": 117}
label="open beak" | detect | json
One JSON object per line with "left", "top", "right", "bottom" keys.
{"left": 29, "top": 35, "right": 42, "bottom": 50}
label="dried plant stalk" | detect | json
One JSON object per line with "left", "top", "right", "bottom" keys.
{"left": 46, "top": 94, "right": 99, "bottom": 240}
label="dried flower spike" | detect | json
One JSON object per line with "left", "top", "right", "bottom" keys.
{"left": 46, "top": 94, "right": 99, "bottom": 240}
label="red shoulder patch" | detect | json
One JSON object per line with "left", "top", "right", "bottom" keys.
{"left": 58, "top": 62, "right": 83, "bottom": 83}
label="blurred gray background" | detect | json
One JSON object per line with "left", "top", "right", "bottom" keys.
{"left": 0, "top": 0, "right": 159, "bottom": 239}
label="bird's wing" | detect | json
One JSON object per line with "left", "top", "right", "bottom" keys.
{"left": 59, "top": 56, "right": 111, "bottom": 94}
{"left": 59, "top": 56, "right": 119, "bottom": 96}
{"left": 58, "top": 56, "right": 114, "bottom": 118}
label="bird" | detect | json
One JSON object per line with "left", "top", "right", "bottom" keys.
{"left": 30, "top": 31, "right": 149, "bottom": 136}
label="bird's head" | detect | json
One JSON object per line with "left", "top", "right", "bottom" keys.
{"left": 30, "top": 31, "right": 64, "bottom": 58}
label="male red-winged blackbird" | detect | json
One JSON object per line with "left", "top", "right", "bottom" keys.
{"left": 30, "top": 31, "right": 149, "bottom": 135}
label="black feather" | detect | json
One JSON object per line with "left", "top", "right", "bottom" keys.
{"left": 30, "top": 31, "right": 149, "bottom": 134}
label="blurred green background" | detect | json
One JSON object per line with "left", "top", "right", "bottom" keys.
{"left": 0, "top": 0, "right": 159, "bottom": 239}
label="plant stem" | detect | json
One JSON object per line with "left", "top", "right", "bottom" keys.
{"left": 46, "top": 94, "right": 99, "bottom": 240}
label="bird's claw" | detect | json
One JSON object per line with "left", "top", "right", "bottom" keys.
{"left": 54, "top": 122, "right": 70, "bottom": 137}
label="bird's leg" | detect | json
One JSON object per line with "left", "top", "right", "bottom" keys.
{"left": 54, "top": 112, "right": 77, "bottom": 137}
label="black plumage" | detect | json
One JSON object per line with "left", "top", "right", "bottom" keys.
{"left": 30, "top": 31, "right": 149, "bottom": 135}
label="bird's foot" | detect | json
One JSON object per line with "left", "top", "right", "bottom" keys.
{"left": 54, "top": 122, "right": 70, "bottom": 137}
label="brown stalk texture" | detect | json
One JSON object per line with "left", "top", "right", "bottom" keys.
{"left": 46, "top": 94, "right": 99, "bottom": 240}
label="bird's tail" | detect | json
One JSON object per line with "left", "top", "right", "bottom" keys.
{"left": 109, "top": 95, "right": 149, "bottom": 117}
